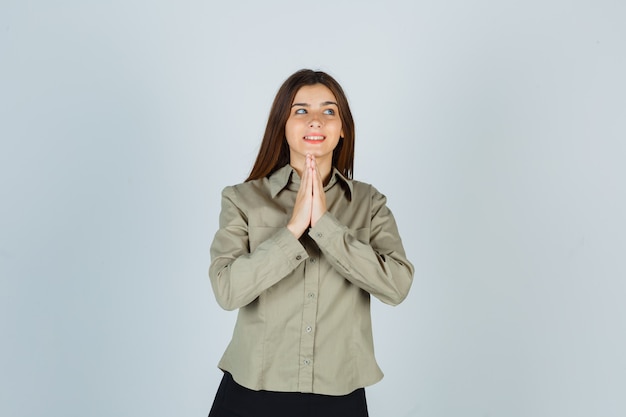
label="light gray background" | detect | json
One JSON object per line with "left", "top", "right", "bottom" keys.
{"left": 1, "top": 1, "right": 625, "bottom": 416}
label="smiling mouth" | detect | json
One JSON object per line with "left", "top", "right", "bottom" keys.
{"left": 304, "top": 135, "right": 325, "bottom": 141}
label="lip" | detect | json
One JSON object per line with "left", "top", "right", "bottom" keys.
{"left": 303, "top": 134, "right": 326, "bottom": 142}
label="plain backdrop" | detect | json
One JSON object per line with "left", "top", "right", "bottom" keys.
{"left": 1, "top": 1, "right": 625, "bottom": 416}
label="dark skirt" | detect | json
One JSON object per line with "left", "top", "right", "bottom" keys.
{"left": 208, "top": 372, "right": 369, "bottom": 417}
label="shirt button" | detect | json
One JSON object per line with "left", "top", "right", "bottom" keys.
{"left": 310, "top": 258, "right": 316, "bottom": 264}
{"left": 316, "top": 233, "right": 323, "bottom": 238}
{"left": 303, "top": 359, "right": 311, "bottom": 366}
{"left": 306, "top": 326, "right": 312, "bottom": 333}
{"left": 308, "top": 292, "right": 315, "bottom": 299}
{"left": 296, "top": 255, "right": 302, "bottom": 260}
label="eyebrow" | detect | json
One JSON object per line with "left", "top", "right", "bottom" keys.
{"left": 291, "top": 101, "right": 339, "bottom": 107}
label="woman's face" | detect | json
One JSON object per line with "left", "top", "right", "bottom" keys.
{"left": 285, "top": 83, "right": 344, "bottom": 169}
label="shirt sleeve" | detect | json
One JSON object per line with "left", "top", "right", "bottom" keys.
{"left": 209, "top": 186, "right": 309, "bottom": 311}
{"left": 308, "top": 186, "right": 414, "bottom": 306}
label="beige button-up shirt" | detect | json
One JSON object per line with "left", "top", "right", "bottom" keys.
{"left": 209, "top": 164, "right": 414, "bottom": 396}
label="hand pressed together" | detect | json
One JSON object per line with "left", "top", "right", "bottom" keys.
{"left": 287, "top": 154, "right": 327, "bottom": 238}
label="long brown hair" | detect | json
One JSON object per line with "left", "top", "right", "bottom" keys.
{"left": 246, "top": 69, "right": 355, "bottom": 181}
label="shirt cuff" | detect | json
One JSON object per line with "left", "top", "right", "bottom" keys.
{"left": 308, "top": 212, "right": 346, "bottom": 244}
{"left": 272, "top": 227, "right": 309, "bottom": 266}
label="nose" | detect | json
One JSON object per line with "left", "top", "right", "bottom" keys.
{"left": 309, "top": 115, "right": 322, "bottom": 128}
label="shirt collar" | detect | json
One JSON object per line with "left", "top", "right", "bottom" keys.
{"left": 269, "top": 164, "right": 353, "bottom": 199}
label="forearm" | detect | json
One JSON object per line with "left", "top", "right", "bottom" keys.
{"left": 210, "top": 227, "right": 308, "bottom": 310}
{"left": 309, "top": 212, "right": 414, "bottom": 306}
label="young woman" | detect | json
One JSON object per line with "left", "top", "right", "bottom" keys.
{"left": 208, "top": 69, "right": 414, "bottom": 417}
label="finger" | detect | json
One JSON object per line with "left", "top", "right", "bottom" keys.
{"left": 310, "top": 158, "right": 327, "bottom": 227}
{"left": 314, "top": 157, "right": 324, "bottom": 188}
{"left": 312, "top": 157, "right": 324, "bottom": 194}
{"left": 305, "top": 154, "right": 314, "bottom": 193}
{"left": 298, "top": 155, "right": 311, "bottom": 196}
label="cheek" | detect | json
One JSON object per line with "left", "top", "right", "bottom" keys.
{"left": 333, "top": 122, "right": 343, "bottom": 138}
{"left": 284, "top": 121, "right": 295, "bottom": 140}
{"left": 285, "top": 119, "right": 303, "bottom": 137}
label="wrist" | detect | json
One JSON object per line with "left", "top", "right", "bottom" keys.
{"left": 310, "top": 210, "right": 326, "bottom": 228}
{"left": 287, "top": 222, "right": 304, "bottom": 238}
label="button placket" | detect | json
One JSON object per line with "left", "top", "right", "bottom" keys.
{"left": 298, "top": 243, "right": 319, "bottom": 392}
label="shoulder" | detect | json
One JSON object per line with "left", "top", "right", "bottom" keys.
{"left": 227, "top": 177, "right": 268, "bottom": 193}
{"left": 348, "top": 178, "right": 386, "bottom": 201}
{"left": 220, "top": 177, "right": 272, "bottom": 206}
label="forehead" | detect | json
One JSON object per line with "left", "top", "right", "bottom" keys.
{"left": 292, "top": 84, "right": 337, "bottom": 104}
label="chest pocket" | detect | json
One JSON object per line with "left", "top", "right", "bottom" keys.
{"left": 248, "top": 226, "right": 283, "bottom": 253}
